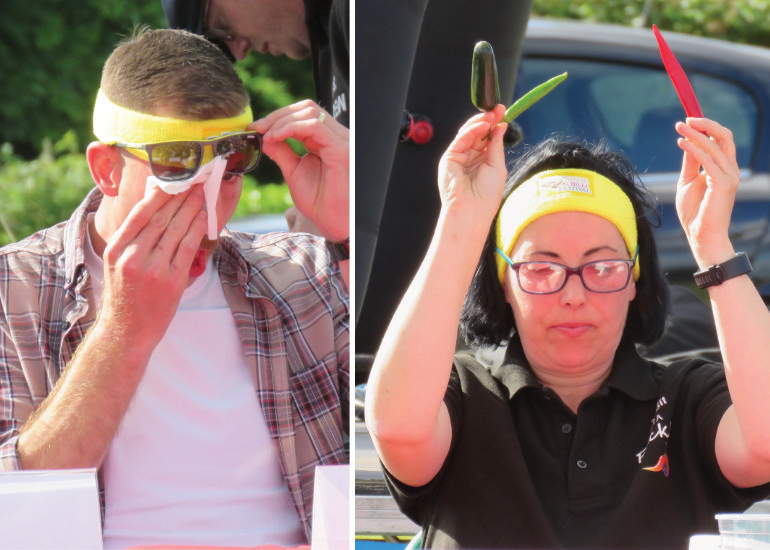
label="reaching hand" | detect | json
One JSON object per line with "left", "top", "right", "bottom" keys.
{"left": 251, "top": 100, "right": 349, "bottom": 243}
{"left": 437, "top": 105, "right": 508, "bottom": 233}
{"left": 675, "top": 117, "right": 739, "bottom": 266}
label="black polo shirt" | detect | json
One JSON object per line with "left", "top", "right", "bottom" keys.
{"left": 384, "top": 338, "right": 770, "bottom": 549}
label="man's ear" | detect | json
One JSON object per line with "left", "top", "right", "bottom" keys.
{"left": 86, "top": 142, "right": 122, "bottom": 197}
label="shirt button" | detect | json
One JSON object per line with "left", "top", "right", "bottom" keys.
{"left": 561, "top": 423, "right": 573, "bottom": 434}
{"left": 577, "top": 460, "right": 588, "bottom": 469}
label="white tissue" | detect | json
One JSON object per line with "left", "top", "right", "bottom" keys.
{"left": 144, "top": 155, "right": 228, "bottom": 240}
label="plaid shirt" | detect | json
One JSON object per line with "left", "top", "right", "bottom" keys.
{"left": 0, "top": 188, "right": 349, "bottom": 541}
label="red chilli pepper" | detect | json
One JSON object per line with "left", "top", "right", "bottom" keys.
{"left": 653, "top": 24, "right": 703, "bottom": 118}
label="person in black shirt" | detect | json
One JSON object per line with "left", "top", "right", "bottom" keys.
{"left": 365, "top": 105, "right": 770, "bottom": 548}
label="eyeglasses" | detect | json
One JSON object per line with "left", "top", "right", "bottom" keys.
{"left": 115, "top": 131, "right": 262, "bottom": 182}
{"left": 496, "top": 247, "right": 638, "bottom": 295}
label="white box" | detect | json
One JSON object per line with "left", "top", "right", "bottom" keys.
{"left": 0, "top": 469, "right": 102, "bottom": 549}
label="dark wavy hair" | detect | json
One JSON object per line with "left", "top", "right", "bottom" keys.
{"left": 460, "top": 138, "right": 670, "bottom": 349}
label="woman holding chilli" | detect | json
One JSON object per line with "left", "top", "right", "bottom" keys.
{"left": 365, "top": 105, "right": 770, "bottom": 548}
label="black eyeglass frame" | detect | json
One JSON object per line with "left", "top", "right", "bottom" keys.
{"left": 114, "top": 131, "right": 262, "bottom": 182}
{"left": 496, "top": 246, "right": 639, "bottom": 295}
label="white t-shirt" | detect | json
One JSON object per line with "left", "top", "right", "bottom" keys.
{"left": 85, "top": 227, "right": 305, "bottom": 549}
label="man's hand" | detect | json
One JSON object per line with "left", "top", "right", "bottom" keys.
{"left": 17, "top": 184, "right": 209, "bottom": 470}
{"left": 251, "top": 100, "right": 349, "bottom": 243}
{"left": 100, "top": 185, "right": 208, "bottom": 352}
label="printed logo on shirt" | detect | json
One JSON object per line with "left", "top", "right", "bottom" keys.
{"left": 333, "top": 92, "right": 347, "bottom": 120}
{"left": 636, "top": 396, "right": 672, "bottom": 477}
{"left": 643, "top": 453, "right": 670, "bottom": 476}
{"left": 332, "top": 75, "right": 348, "bottom": 121}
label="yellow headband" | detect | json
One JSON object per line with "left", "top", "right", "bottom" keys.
{"left": 93, "top": 88, "right": 253, "bottom": 145}
{"left": 495, "top": 168, "right": 640, "bottom": 284}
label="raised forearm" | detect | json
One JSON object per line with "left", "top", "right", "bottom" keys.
{"left": 366, "top": 208, "right": 488, "bottom": 444}
{"left": 709, "top": 275, "right": 770, "bottom": 481}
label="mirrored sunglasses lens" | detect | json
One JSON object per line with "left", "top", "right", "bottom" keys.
{"left": 150, "top": 142, "right": 201, "bottom": 181}
{"left": 222, "top": 134, "right": 261, "bottom": 174}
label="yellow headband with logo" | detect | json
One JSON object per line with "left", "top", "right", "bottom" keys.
{"left": 495, "top": 168, "right": 640, "bottom": 284}
{"left": 93, "top": 88, "right": 253, "bottom": 146}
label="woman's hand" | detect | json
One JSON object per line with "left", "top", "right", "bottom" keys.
{"left": 675, "top": 117, "right": 740, "bottom": 266}
{"left": 437, "top": 104, "right": 508, "bottom": 232}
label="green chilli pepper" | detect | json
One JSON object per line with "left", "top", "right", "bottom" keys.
{"left": 502, "top": 72, "right": 568, "bottom": 123}
{"left": 471, "top": 41, "right": 501, "bottom": 112}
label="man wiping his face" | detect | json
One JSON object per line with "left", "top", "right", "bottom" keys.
{"left": 0, "top": 27, "right": 349, "bottom": 549}
{"left": 91, "top": 86, "right": 261, "bottom": 279}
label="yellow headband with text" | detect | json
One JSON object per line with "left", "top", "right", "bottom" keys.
{"left": 92, "top": 88, "right": 253, "bottom": 145}
{"left": 495, "top": 168, "right": 640, "bottom": 284}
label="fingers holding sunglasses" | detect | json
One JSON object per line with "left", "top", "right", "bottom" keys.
{"left": 252, "top": 99, "right": 347, "bottom": 140}
{"left": 251, "top": 100, "right": 348, "bottom": 171}
{"left": 250, "top": 100, "right": 349, "bottom": 242}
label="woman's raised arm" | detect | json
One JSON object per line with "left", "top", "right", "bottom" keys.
{"left": 365, "top": 106, "right": 508, "bottom": 487}
{"left": 675, "top": 117, "right": 770, "bottom": 488}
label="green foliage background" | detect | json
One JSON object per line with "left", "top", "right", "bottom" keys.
{"left": 3, "top": 0, "right": 770, "bottom": 244}
{"left": 531, "top": 0, "right": 770, "bottom": 46}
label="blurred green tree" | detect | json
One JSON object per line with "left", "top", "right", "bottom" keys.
{"left": 531, "top": 0, "right": 770, "bottom": 47}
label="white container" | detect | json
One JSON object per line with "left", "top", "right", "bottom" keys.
{"left": 689, "top": 534, "right": 722, "bottom": 549}
{"left": 716, "top": 513, "right": 770, "bottom": 549}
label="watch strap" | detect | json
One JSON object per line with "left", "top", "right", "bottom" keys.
{"left": 329, "top": 237, "right": 350, "bottom": 262}
{"left": 693, "top": 252, "right": 752, "bottom": 289}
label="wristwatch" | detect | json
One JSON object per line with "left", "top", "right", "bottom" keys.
{"left": 693, "top": 252, "right": 752, "bottom": 289}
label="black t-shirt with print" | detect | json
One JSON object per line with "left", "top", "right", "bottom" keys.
{"left": 384, "top": 338, "right": 770, "bottom": 549}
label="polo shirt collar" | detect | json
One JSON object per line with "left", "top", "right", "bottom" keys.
{"left": 489, "top": 335, "right": 660, "bottom": 403}
{"left": 489, "top": 337, "right": 540, "bottom": 401}
{"left": 605, "top": 339, "right": 660, "bottom": 401}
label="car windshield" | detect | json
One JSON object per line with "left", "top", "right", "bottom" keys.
{"left": 514, "top": 58, "right": 758, "bottom": 174}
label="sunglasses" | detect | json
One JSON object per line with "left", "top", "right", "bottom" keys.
{"left": 115, "top": 131, "right": 262, "bottom": 182}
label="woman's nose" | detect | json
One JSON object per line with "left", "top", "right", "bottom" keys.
{"left": 560, "top": 271, "right": 587, "bottom": 306}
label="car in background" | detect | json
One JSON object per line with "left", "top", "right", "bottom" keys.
{"left": 514, "top": 18, "right": 770, "bottom": 292}
{"left": 355, "top": 19, "right": 770, "bottom": 548}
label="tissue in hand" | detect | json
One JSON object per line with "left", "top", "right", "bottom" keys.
{"left": 144, "top": 155, "right": 227, "bottom": 240}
